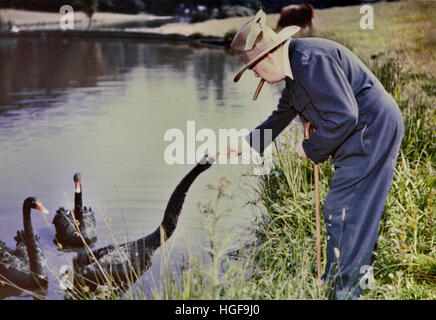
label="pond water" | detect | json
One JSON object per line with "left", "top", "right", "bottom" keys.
{"left": 0, "top": 35, "right": 280, "bottom": 299}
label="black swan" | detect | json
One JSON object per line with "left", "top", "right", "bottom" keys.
{"left": 71, "top": 157, "right": 214, "bottom": 294}
{"left": 53, "top": 173, "right": 96, "bottom": 247}
{"left": 0, "top": 197, "right": 49, "bottom": 289}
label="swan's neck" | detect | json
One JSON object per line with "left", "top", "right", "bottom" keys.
{"left": 74, "top": 188, "right": 83, "bottom": 220}
{"left": 141, "top": 164, "right": 208, "bottom": 252}
{"left": 23, "top": 205, "right": 45, "bottom": 278}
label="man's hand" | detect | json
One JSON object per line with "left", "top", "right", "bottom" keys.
{"left": 208, "top": 138, "right": 250, "bottom": 161}
{"left": 208, "top": 149, "right": 241, "bottom": 162}
{"left": 207, "top": 153, "right": 220, "bottom": 161}
{"left": 293, "top": 140, "right": 307, "bottom": 158}
{"left": 227, "top": 148, "right": 242, "bottom": 158}
{"left": 226, "top": 137, "right": 251, "bottom": 159}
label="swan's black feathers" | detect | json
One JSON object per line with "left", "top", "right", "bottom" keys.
{"left": 53, "top": 207, "right": 96, "bottom": 247}
{"left": 0, "top": 233, "right": 47, "bottom": 288}
{"left": 73, "top": 239, "right": 153, "bottom": 291}
{"left": 14, "top": 230, "right": 29, "bottom": 259}
{"left": 0, "top": 240, "right": 15, "bottom": 259}
{"left": 80, "top": 206, "right": 97, "bottom": 243}
{"left": 53, "top": 207, "right": 80, "bottom": 245}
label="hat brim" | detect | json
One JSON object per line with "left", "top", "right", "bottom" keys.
{"left": 233, "top": 25, "right": 300, "bottom": 83}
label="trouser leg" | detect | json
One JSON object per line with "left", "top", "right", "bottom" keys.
{"left": 322, "top": 144, "right": 402, "bottom": 299}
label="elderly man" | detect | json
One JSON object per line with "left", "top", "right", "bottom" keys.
{"left": 226, "top": 9, "right": 404, "bottom": 299}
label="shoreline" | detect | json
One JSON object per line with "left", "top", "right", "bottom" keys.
{"left": 0, "top": 8, "right": 261, "bottom": 34}
{"left": 0, "top": 9, "right": 167, "bottom": 30}
{"left": 0, "top": 28, "right": 232, "bottom": 48}
{"left": 0, "top": 9, "right": 244, "bottom": 48}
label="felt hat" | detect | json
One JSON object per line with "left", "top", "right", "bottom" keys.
{"left": 230, "top": 9, "right": 300, "bottom": 82}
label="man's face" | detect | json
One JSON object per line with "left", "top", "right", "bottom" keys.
{"left": 250, "top": 51, "right": 285, "bottom": 84}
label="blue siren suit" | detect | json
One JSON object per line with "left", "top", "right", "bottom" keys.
{"left": 247, "top": 38, "right": 404, "bottom": 299}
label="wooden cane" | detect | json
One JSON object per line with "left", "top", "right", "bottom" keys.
{"left": 304, "top": 121, "right": 322, "bottom": 280}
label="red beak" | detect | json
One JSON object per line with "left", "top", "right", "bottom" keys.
{"left": 75, "top": 182, "right": 81, "bottom": 193}
{"left": 35, "top": 202, "right": 49, "bottom": 214}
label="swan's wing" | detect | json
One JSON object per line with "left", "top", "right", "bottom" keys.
{"left": 81, "top": 207, "right": 96, "bottom": 226}
{"left": 73, "top": 242, "right": 116, "bottom": 268}
{"left": 0, "top": 240, "right": 20, "bottom": 274}
{"left": 0, "top": 240, "right": 16, "bottom": 257}
{"left": 53, "top": 207, "right": 84, "bottom": 245}
{"left": 79, "top": 207, "right": 96, "bottom": 242}
{"left": 53, "top": 207, "right": 77, "bottom": 232}
{"left": 0, "top": 237, "right": 46, "bottom": 288}
{"left": 13, "top": 230, "right": 28, "bottom": 259}
{"left": 32, "top": 234, "right": 46, "bottom": 272}
{"left": 0, "top": 241, "right": 30, "bottom": 286}
{"left": 75, "top": 244, "right": 137, "bottom": 290}
{"left": 53, "top": 207, "right": 75, "bottom": 228}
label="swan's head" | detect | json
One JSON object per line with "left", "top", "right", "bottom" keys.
{"left": 73, "top": 173, "right": 81, "bottom": 183}
{"left": 197, "top": 155, "right": 215, "bottom": 170}
{"left": 73, "top": 173, "right": 82, "bottom": 193}
{"left": 24, "top": 197, "right": 49, "bottom": 214}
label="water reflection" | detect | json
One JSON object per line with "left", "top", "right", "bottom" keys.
{"left": 193, "top": 49, "right": 227, "bottom": 104}
{"left": 0, "top": 38, "right": 121, "bottom": 120}
{"left": 1, "top": 39, "right": 112, "bottom": 92}
{"left": 0, "top": 37, "right": 240, "bottom": 116}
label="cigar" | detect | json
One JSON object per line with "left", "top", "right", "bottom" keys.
{"left": 252, "top": 79, "right": 265, "bottom": 100}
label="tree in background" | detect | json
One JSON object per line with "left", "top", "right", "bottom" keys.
{"left": 82, "top": 0, "right": 98, "bottom": 29}
{"left": 99, "top": 0, "right": 144, "bottom": 14}
{"left": 227, "top": 0, "right": 259, "bottom": 11}
{"left": 203, "top": 0, "right": 225, "bottom": 19}
{"left": 143, "top": 0, "right": 184, "bottom": 16}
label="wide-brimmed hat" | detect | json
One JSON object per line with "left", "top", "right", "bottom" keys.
{"left": 231, "top": 9, "right": 300, "bottom": 82}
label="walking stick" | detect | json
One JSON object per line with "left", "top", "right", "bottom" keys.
{"left": 304, "top": 121, "right": 322, "bottom": 280}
